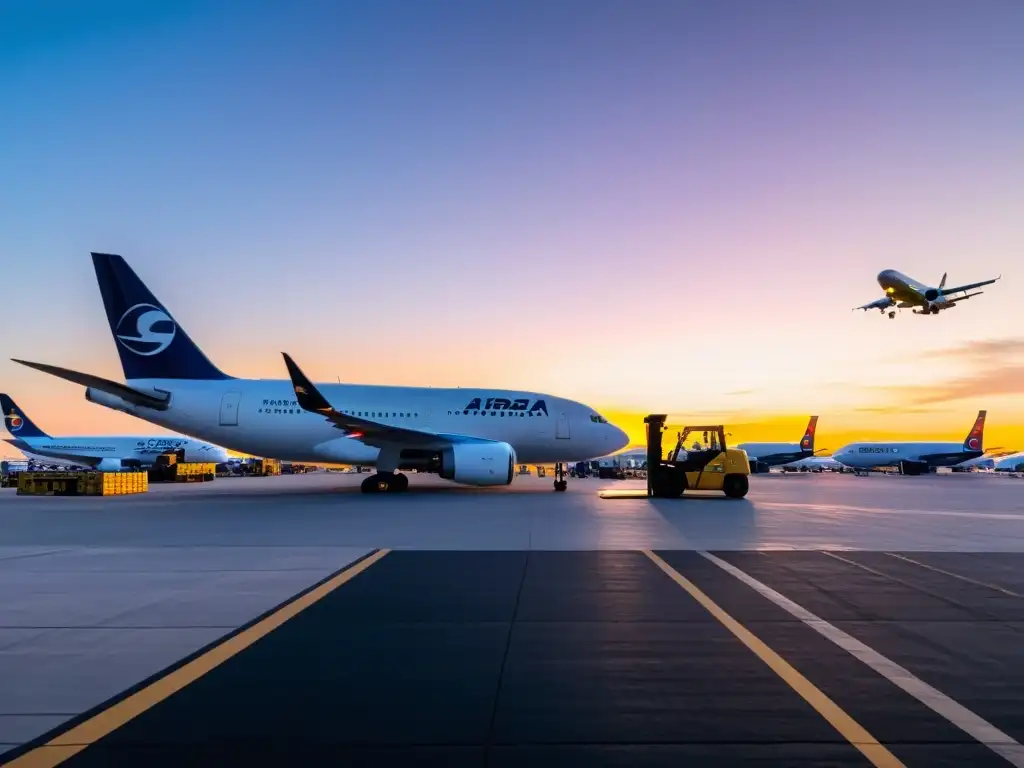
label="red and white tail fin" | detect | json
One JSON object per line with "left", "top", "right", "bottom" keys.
{"left": 799, "top": 416, "right": 818, "bottom": 451}
{"left": 962, "top": 410, "right": 986, "bottom": 452}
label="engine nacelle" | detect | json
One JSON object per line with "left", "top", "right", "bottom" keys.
{"left": 924, "top": 288, "right": 939, "bottom": 301}
{"left": 94, "top": 458, "right": 124, "bottom": 472}
{"left": 438, "top": 442, "right": 516, "bottom": 486}
{"left": 85, "top": 387, "right": 136, "bottom": 415}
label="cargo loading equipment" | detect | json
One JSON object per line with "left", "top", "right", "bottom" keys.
{"left": 147, "top": 452, "right": 216, "bottom": 483}
{"left": 644, "top": 415, "right": 751, "bottom": 498}
{"left": 16, "top": 471, "right": 148, "bottom": 496}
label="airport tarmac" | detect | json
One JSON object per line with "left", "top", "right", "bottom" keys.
{"left": 2, "top": 471, "right": 1024, "bottom": 766}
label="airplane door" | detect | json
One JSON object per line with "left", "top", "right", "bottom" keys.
{"left": 219, "top": 392, "right": 241, "bottom": 426}
{"left": 556, "top": 412, "right": 570, "bottom": 439}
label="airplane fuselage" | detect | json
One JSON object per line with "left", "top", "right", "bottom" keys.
{"left": 832, "top": 441, "right": 981, "bottom": 470}
{"left": 4, "top": 434, "right": 229, "bottom": 468}
{"left": 877, "top": 270, "right": 930, "bottom": 305}
{"left": 736, "top": 441, "right": 810, "bottom": 468}
{"left": 90, "top": 378, "right": 626, "bottom": 467}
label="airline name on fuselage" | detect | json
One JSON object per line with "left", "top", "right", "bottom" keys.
{"left": 858, "top": 446, "right": 898, "bottom": 454}
{"left": 463, "top": 397, "right": 548, "bottom": 415}
{"left": 136, "top": 438, "right": 189, "bottom": 449}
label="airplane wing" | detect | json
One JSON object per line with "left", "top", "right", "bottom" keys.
{"left": 853, "top": 296, "right": 896, "bottom": 311}
{"left": 4, "top": 439, "right": 100, "bottom": 468}
{"left": 942, "top": 275, "right": 1000, "bottom": 295}
{"left": 281, "top": 353, "right": 496, "bottom": 449}
{"left": 946, "top": 290, "right": 985, "bottom": 304}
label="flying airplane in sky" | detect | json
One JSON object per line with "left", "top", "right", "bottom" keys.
{"left": 832, "top": 410, "right": 987, "bottom": 475}
{"left": 854, "top": 270, "right": 1001, "bottom": 319}
{"left": 738, "top": 415, "right": 819, "bottom": 473}
{"left": 12, "top": 253, "right": 629, "bottom": 493}
{"left": 1, "top": 393, "right": 229, "bottom": 470}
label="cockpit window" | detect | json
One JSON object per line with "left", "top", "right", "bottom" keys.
{"left": 590, "top": 414, "right": 609, "bottom": 424}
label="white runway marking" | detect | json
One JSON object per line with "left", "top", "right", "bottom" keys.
{"left": 700, "top": 550, "right": 1024, "bottom": 766}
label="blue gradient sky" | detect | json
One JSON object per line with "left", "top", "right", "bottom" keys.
{"left": 2, "top": 0, "right": 1023, "bottom": 451}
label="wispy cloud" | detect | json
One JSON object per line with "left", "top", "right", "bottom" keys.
{"left": 853, "top": 406, "right": 939, "bottom": 414}
{"left": 920, "top": 337, "right": 1024, "bottom": 363}
{"left": 725, "top": 388, "right": 755, "bottom": 396}
{"left": 876, "top": 337, "right": 1024, "bottom": 405}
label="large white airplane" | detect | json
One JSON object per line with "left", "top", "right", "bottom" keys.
{"left": 738, "top": 416, "right": 819, "bottom": 473}
{"left": 953, "top": 448, "right": 1016, "bottom": 472}
{"left": 994, "top": 452, "right": 1024, "bottom": 473}
{"left": 854, "top": 270, "right": 1000, "bottom": 319}
{"left": 832, "top": 410, "right": 987, "bottom": 475}
{"left": 2, "top": 393, "right": 229, "bottom": 470}
{"left": 13, "top": 253, "right": 629, "bottom": 493}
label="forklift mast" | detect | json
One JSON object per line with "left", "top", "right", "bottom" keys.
{"left": 644, "top": 415, "right": 666, "bottom": 464}
{"left": 643, "top": 414, "right": 668, "bottom": 495}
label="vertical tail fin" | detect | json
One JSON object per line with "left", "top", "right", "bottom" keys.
{"left": 0, "top": 394, "right": 50, "bottom": 438}
{"left": 91, "top": 253, "right": 231, "bottom": 381}
{"left": 799, "top": 415, "right": 818, "bottom": 452}
{"left": 963, "top": 410, "right": 986, "bottom": 452}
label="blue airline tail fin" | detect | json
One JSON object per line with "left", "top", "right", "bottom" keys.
{"left": 91, "top": 253, "right": 231, "bottom": 381}
{"left": 0, "top": 393, "right": 50, "bottom": 438}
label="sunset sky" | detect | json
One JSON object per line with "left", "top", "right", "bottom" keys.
{"left": 2, "top": 0, "right": 1023, "bottom": 459}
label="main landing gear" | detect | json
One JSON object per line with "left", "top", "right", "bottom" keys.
{"left": 888, "top": 311, "right": 896, "bottom": 319}
{"left": 553, "top": 462, "right": 568, "bottom": 492}
{"left": 360, "top": 472, "right": 409, "bottom": 493}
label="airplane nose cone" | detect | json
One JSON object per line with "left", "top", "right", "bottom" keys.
{"left": 611, "top": 425, "right": 629, "bottom": 452}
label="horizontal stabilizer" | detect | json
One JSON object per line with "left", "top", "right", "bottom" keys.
{"left": 10, "top": 359, "right": 170, "bottom": 410}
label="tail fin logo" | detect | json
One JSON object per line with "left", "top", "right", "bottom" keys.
{"left": 115, "top": 303, "right": 177, "bottom": 357}
{"left": 6, "top": 414, "right": 23, "bottom": 432}
{"left": 800, "top": 416, "right": 818, "bottom": 450}
{"left": 965, "top": 410, "right": 986, "bottom": 451}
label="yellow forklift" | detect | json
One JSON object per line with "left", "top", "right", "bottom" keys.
{"left": 644, "top": 414, "right": 751, "bottom": 498}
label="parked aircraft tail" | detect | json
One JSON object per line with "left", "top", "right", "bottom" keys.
{"left": 0, "top": 393, "right": 49, "bottom": 438}
{"left": 91, "top": 252, "right": 231, "bottom": 381}
{"left": 799, "top": 415, "right": 818, "bottom": 452}
{"left": 963, "top": 410, "right": 986, "bottom": 452}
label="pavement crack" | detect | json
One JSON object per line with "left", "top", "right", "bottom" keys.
{"left": 483, "top": 550, "right": 529, "bottom": 767}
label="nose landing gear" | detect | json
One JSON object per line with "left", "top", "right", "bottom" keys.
{"left": 553, "top": 462, "right": 567, "bottom": 492}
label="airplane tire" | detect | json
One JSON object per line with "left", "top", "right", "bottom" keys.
{"left": 554, "top": 480, "right": 567, "bottom": 492}
{"left": 723, "top": 474, "right": 749, "bottom": 499}
{"left": 393, "top": 473, "right": 409, "bottom": 492}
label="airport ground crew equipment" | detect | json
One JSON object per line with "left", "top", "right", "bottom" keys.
{"left": 240, "top": 458, "right": 281, "bottom": 476}
{"left": 17, "top": 471, "right": 148, "bottom": 496}
{"left": 147, "top": 453, "right": 216, "bottom": 483}
{"left": 644, "top": 415, "right": 751, "bottom": 498}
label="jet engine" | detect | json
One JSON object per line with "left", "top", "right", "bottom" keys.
{"left": 914, "top": 298, "right": 953, "bottom": 315}
{"left": 438, "top": 442, "right": 516, "bottom": 486}
{"left": 85, "top": 387, "right": 136, "bottom": 415}
{"left": 94, "top": 458, "right": 124, "bottom": 472}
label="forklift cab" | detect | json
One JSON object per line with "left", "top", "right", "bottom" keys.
{"left": 644, "top": 415, "right": 751, "bottom": 498}
{"left": 666, "top": 425, "right": 730, "bottom": 471}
